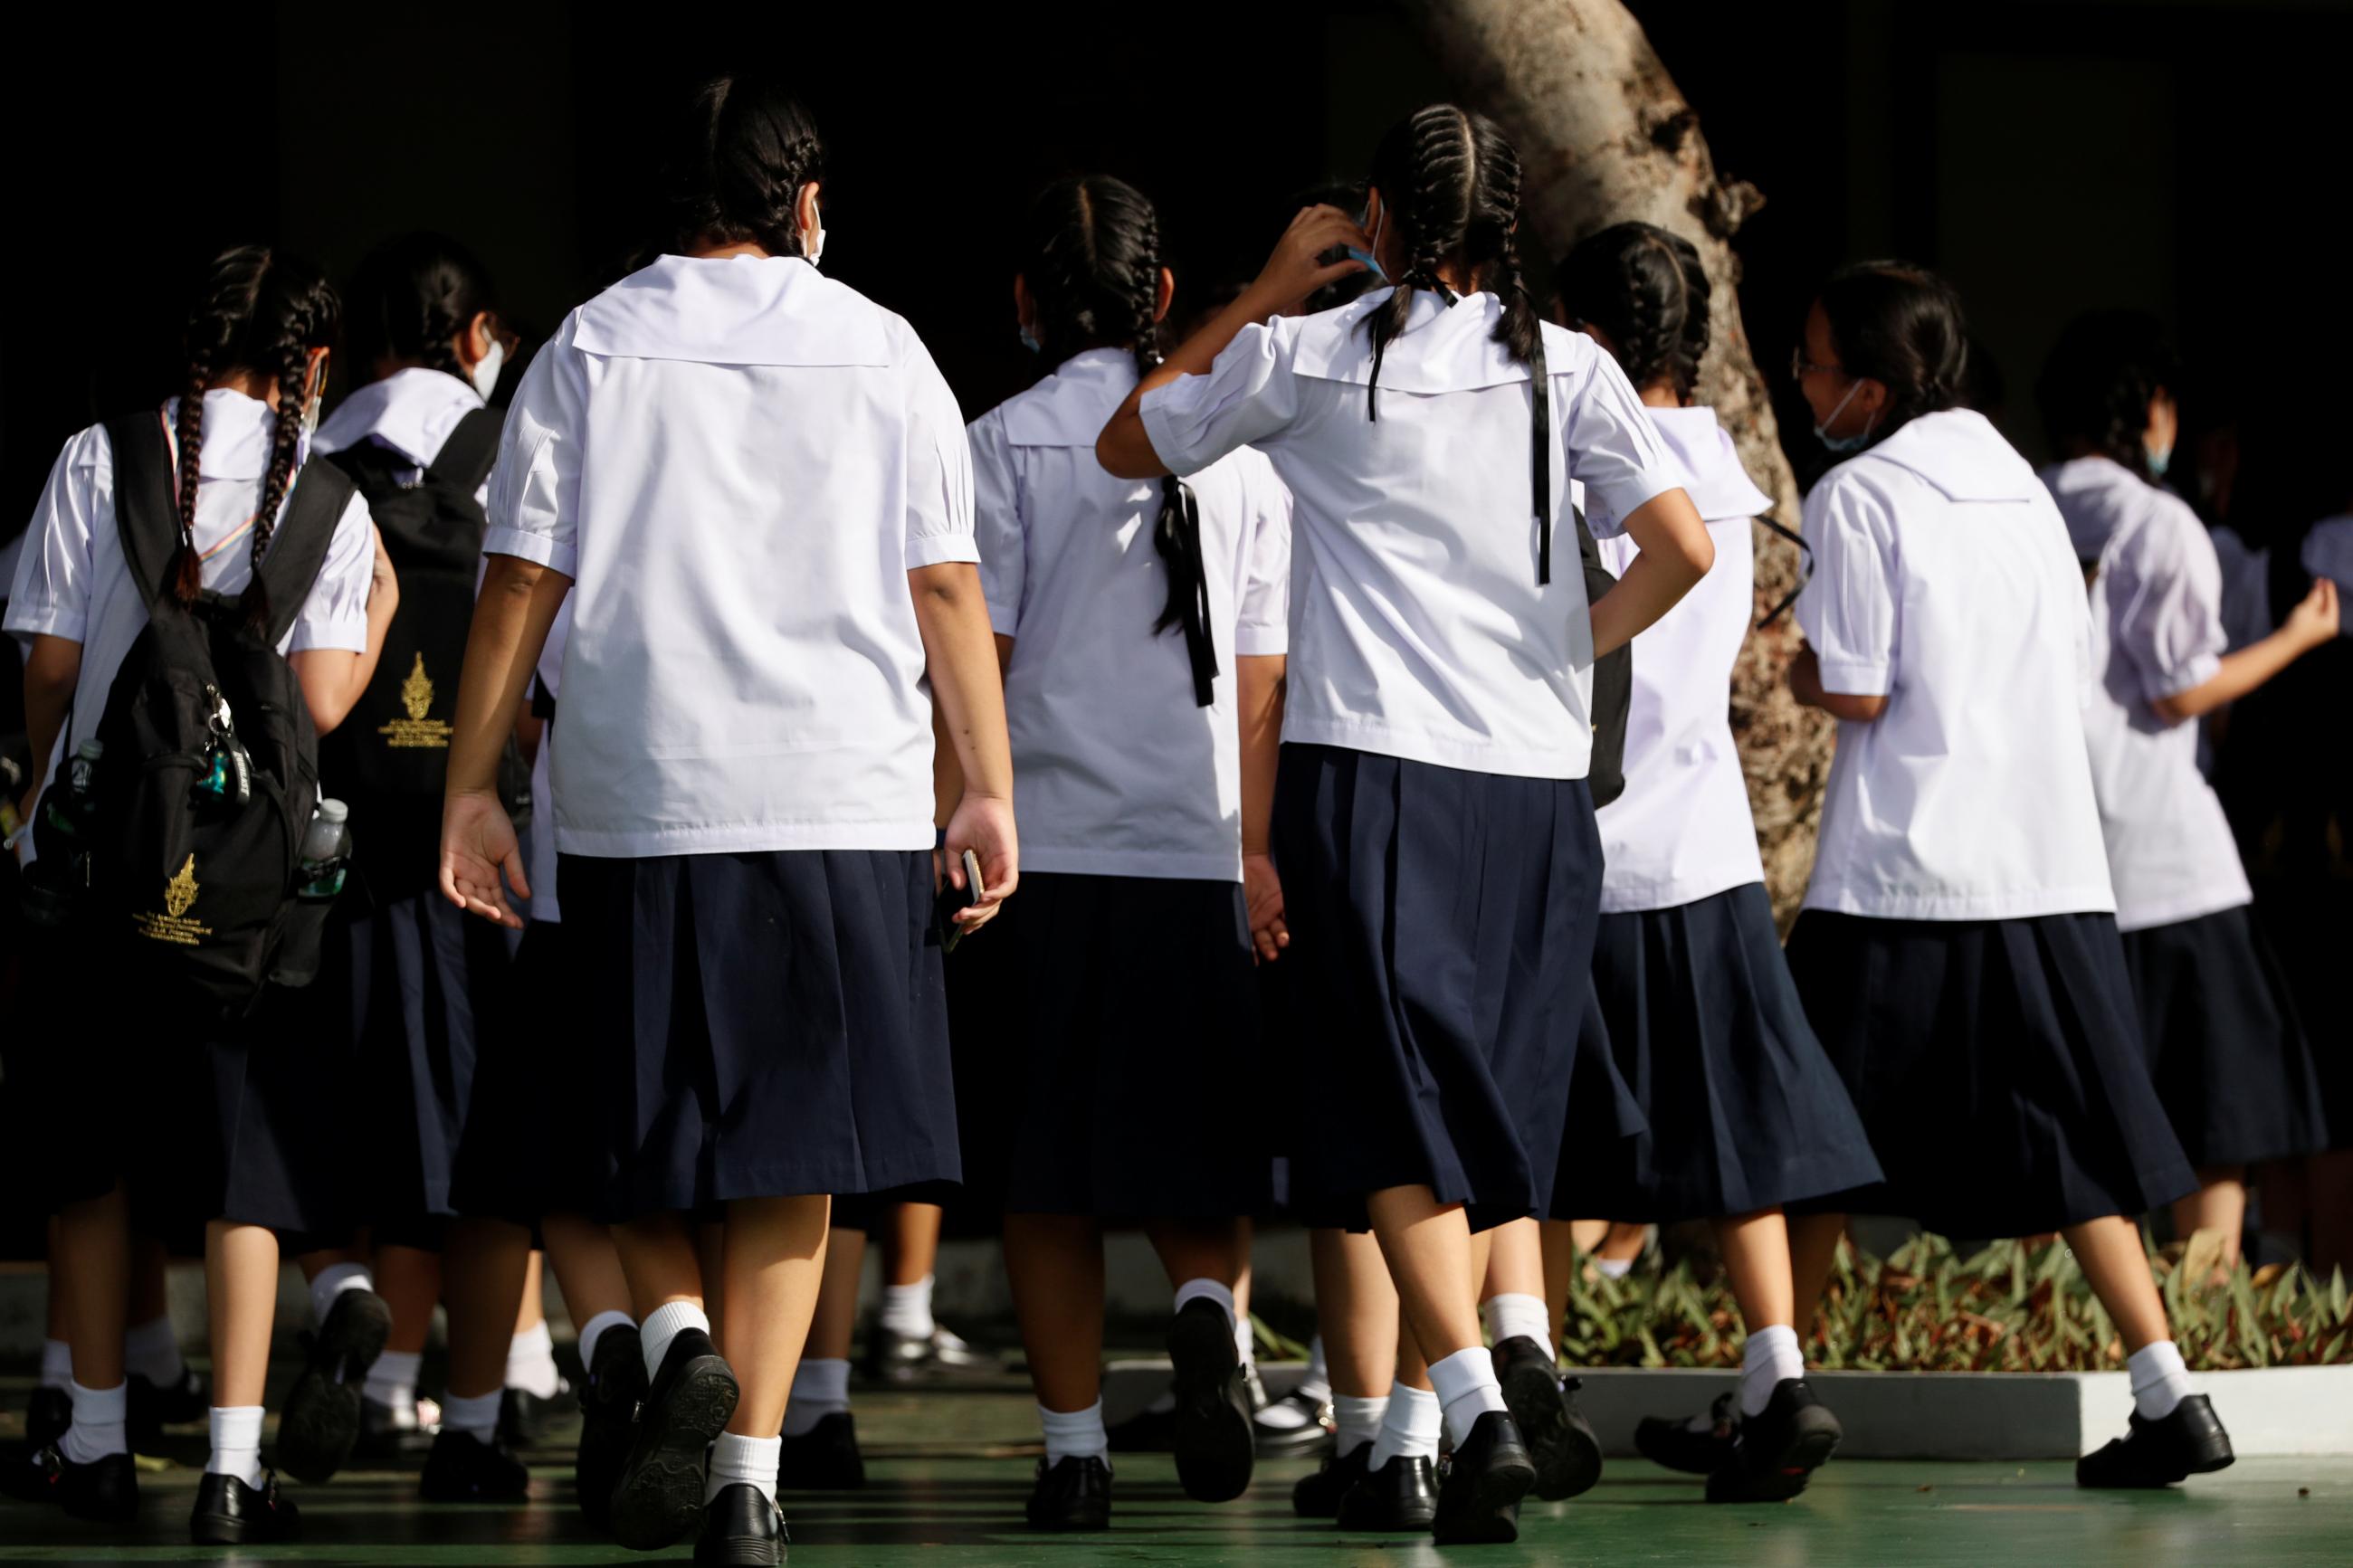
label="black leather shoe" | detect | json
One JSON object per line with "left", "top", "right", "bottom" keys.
{"left": 190, "top": 1469, "right": 300, "bottom": 1544}
{"left": 576, "top": 1325, "right": 646, "bottom": 1529}
{"left": 1635, "top": 1391, "right": 1739, "bottom": 1476}
{"left": 129, "top": 1366, "right": 208, "bottom": 1449}
{"left": 1705, "top": 1378, "right": 1843, "bottom": 1503}
{"left": 1166, "top": 1298, "right": 1254, "bottom": 1503}
{"left": 276, "top": 1288, "right": 393, "bottom": 1484}
{"left": 1338, "top": 1452, "right": 1439, "bottom": 1531}
{"left": 54, "top": 1447, "right": 138, "bottom": 1524}
{"left": 421, "top": 1429, "right": 531, "bottom": 1503}
{"left": 500, "top": 1381, "right": 576, "bottom": 1450}
{"left": 1255, "top": 1388, "right": 1335, "bottom": 1458}
{"left": 1024, "top": 1454, "right": 1112, "bottom": 1531}
{"left": 2076, "top": 1394, "right": 2234, "bottom": 1489}
{"left": 1, "top": 1445, "right": 60, "bottom": 1505}
{"left": 609, "top": 1328, "right": 739, "bottom": 1552}
{"left": 24, "top": 1388, "right": 71, "bottom": 1452}
{"left": 1433, "top": 1411, "right": 1536, "bottom": 1544}
{"left": 778, "top": 1411, "right": 865, "bottom": 1490}
{"left": 861, "top": 1321, "right": 986, "bottom": 1383}
{"left": 696, "top": 1481, "right": 787, "bottom": 1564}
{"left": 1492, "top": 1337, "right": 1602, "bottom": 1501}
{"left": 1293, "top": 1440, "right": 1373, "bottom": 1518}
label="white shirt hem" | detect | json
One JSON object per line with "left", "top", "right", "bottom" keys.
{"left": 1799, "top": 882, "right": 2118, "bottom": 921}
{"left": 2113, "top": 886, "right": 2253, "bottom": 936}
{"left": 906, "top": 536, "right": 982, "bottom": 569}
{"left": 555, "top": 820, "right": 937, "bottom": 857}
{"left": 1283, "top": 715, "right": 1590, "bottom": 781}
{"left": 1022, "top": 845, "right": 1243, "bottom": 883}
{"left": 1599, "top": 868, "right": 1766, "bottom": 916}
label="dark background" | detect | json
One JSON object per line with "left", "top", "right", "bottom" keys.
{"left": 6, "top": 0, "right": 2350, "bottom": 527}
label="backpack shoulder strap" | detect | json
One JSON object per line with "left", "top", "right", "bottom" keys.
{"left": 257, "top": 459, "right": 359, "bottom": 646}
{"left": 103, "top": 411, "right": 186, "bottom": 613}
{"left": 428, "top": 406, "right": 505, "bottom": 495}
{"left": 1530, "top": 332, "right": 1555, "bottom": 586}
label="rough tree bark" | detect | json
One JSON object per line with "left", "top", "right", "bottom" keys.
{"left": 1403, "top": 0, "right": 1832, "bottom": 923}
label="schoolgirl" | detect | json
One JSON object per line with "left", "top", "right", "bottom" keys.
{"left": 7, "top": 245, "right": 395, "bottom": 1543}
{"left": 303, "top": 229, "right": 534, "bottom": 1502}
{"left": 1100, "top": 104, "right": 1712, "bottom": 1544}
{"left": 1545, "top": 222, "right": 1883, "bottom": 1503}
{"left": 435, "top": 75, "right": 1014, "bottom": 1564}
{"left": 960, "top": 172, "right": 1291, "bottom": 1532}
{"left": 2035, "top": 310, "right": 2337, "bottom": 1271}
{"left": 1781, "top": 262, "right": 2233, "bottom": 1487}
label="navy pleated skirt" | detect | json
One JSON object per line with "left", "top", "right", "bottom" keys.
{"left": 1786, "top": 909, "right": 2196, "bottom": 1238}
{"left": 562, "top": 849, "right": 960, "bottom": 1223}
{"left": 1272, "top": 743, "right": 1600, "bottom": 1233}
{"left": 449, "top": 917, "right": 613, "bottom": 1226}
{"left": 948, "top": 870, "right": 1267, "bottom": 1217}
{"left": 1555, "top": 884, "right": 1882, "bottom": 1224}
{"left": 2120, "top": 904, "right": 2328, "bottom": 1167}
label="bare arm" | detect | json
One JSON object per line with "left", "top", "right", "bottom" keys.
{"left": 18, "top": 634, "right": 81, "bottom": 817}
{"left": 1788, "top": 645, "right": 1890, "bottom": 723}
{"left": 928, "top": 632, "right": 1015, "bottom": 834}
{"left": 288, "top": 523, "right": 401, "bottom": 736}
{"left": 1589, "top": 489, "right": 1717, "bottom": 660}
{"left": 2148, "top": 577, "right": 2338, "bottom": 724}
{"left": 911, "top": 562, "right": 1017, "bottom": 927}
{"left": 438, "top": 553, "right": 570, "bottom": 927}
{"left": 1238, "top": 652, "right": 1288, "bottom": 963}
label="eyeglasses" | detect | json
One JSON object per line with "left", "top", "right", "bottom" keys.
{"left": 1789, "top": 347, "right": 1847, "bottom": 381}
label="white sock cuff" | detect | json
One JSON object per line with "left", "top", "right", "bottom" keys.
{"left": 40, "top": 1338, "right": 72, "bottom": 1389}
{"left": 2128, "top": 1339, "right": 2193, "bottom": 1419}
{"left": 1427, "top": 1347, "right": 1509, "bottom": 1449}
{"left": 1172, "top": 1278, "right": 1237, "bottom": 1330}
{"left": 441, "top": 1390, "right": 502, "bottom": 1441}
{"left": 640, "top": 1299, "right": 712, "bottom": 1379}
{"left": 1333, "top": 1392, "right": 1389, "bottom": 1454}
{"left": 208, "top": 1404, "right": 264, "bottom": 1447}
{"left": 1039, "top": 1401, "right": 1110, "bottom": 1464}
{"left": 1596, "top": 1256, "right": 1633, "bottom": 1278}
{"left": 577, "top": 1309, "right": 635, "bottom": 1371}
{"left": 708, "top": 1431, "right": 783, "bottom": 1504}
{"left": 310, "top": 1262, "right": 374, "bottom": 1323}
{"left": 366, "top": 1348, "right": 423, "bottom": 1395}
{"left": 879, "top": 1275, "right": 937, "bottom": 1336}
{"left": 511, "top": 1319, "right": 555, "bottom": 1355}
{"left": 69, "top": 1379, "right": 129, "bottom": 1423}
{"left": 1481, "top": 1293, "right": 1554, "bottom": 1358}
{"left": 792, "top": 1357, "right": 853, "bottom": 1406}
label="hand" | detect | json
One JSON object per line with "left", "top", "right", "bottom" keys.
{"left": 1786, "top": 645, "right": 1824, "bottom": 708}
{"left": 1243, "top": 851, "right": 1288, "bottom": 964}
{"left": 367, "top": 523, "right": 399, "bottom": 611}
{"left": 440, "top": 787, "right": 527, "bottom": 928}
{"left": 2285, "top": 575, "right": 2340, "bottom": 650}
{"left": 943, "top": 791, "right": 1017, "bottom": 935}
{"left": 1248, "top": 204, "right": 1372, "bottom": 317}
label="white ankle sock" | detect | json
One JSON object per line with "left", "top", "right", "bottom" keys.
{"left": 640, "top": 1300, "right": 711, "bottom": 1383}
{"left": 782, "top": 1358, "right": 852, "bottom": 1438}
{"left": 707, "top": 1431, "right": 781, "bottom": 1505}
{"left": 577, "top": 1309, "right": 635, "bottom": 1373}
{"left": 39, "top": 1338, "right": 71, "bottom": 1392}
{"left": 1427, "top": 1346, "right": 1509, "bottom": 1449}
{"left": 443, "top": 1390, "right": 501, "bottom": 1445}
{"left": 1596, "top": 1256, "right": 1633, "bottom": 1279}
{"left": 205, "top": 1405, "right": 265, "bottom": 1489}
{"left": 507, "top": 1321, "right": 564, "bottom": 1400}
{"left": 124, "top": 1315, "right": 186, "bottom": 1387}
{"left": 2128, "top": 1340, "right": 2192, "bottom": 1421}
{"left": 1366, "top": 1382, "right": 1440, "bottom": 1469}
{"left": 1333, "top": 1392, "right": 1388, "bottom": 1456}
{"left": 1234, "top": 1310, "right": 1256, "bottom": 1369}
{"left": 1297, "top": 1335, "right": 1332, "bottom": 1407}
{"left": 880, "top": 1275, "right": 936, "bottom": 1338}
{"left": 1481, "top": 1293, "right": 1554, "bottom": 1362}
{"left": 1740, "top": 1324, "right": 1805, "bottom": 1417}
{"left": 1039, "top": 1401, "right": 1108, "bottom": 1465}
{"left": 308, "top": 1262, "right": 374, "bottom": 1328}
{"left": 364, "top": 1349, "right": 422, "bottom": 1412}
{"left": 1172, "top": 1278, "right": 1237, "bottom": 1331}
{"left": 60, "top": 1380, "right": 128, "bottom": 1463}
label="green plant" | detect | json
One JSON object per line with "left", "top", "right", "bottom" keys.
{"left": 1560, "top": 1233, "right": 2353, "bottom": 1373}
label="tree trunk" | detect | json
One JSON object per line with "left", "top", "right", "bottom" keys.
{"left": 1403, "top": 0, "right": 1831, "bottom": 924}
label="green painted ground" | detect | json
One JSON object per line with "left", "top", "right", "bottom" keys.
{"left": 4, "top": 1375, "right": 2348, "bottom": 1564}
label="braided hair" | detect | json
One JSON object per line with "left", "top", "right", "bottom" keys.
{"left": 1814, "top": 261, "right": 1970, "bottom": 443}
{"left": 2034, "top": 309, "right": 2182, "bottom": 482}
{"left": 1021, "top": 175, "right": 1218, "bottom": 707}
{"left": 1360, "top": 104, "right": 1541, "bottom": 420}
{"left": 169, "top": 246, "right": 341, "bottom": 625}
{"left": 1552, "top": 221, "right": 1711, "bottom": 402}
{"left": 346, "top": 232, "right": 499, "bottom": 383}
{"left": 665, "top": 73, "right": 825, "bottom": 259}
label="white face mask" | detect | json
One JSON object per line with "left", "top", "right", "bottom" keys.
{"left": 470, "top": 337, "right": 506, "bottom": 400}
{"left": 300, "top": 360, "right": 325, "bottom": 439}
{"left": 803, "top": 199, "right": 825, "bottom": 269}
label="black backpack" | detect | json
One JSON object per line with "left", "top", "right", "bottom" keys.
{"left": 1529, "top": 333, "right": 1631, "bottom": 807}
{"left": 82, "top": 411, "right": 355, "bottom": 1019}
{"left": 319, "top": 407, "right": 519, "bottom": 900}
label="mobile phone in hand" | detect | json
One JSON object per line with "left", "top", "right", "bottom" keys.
{"left": 935, "top": 848, "right": 986, "bottom": 954}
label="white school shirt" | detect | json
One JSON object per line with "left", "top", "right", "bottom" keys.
{"left": 2039, "top": 456, "right": 2251, "bottom": 931}
{"left": 1592, "top": 406, "right": 1771, "bottom": 912}
{"left": 484, "top": 254, "right": 977, "bottom": 858}
{"left": 314, "top": 366, "right": 491, "bottom": 504}
{"left": 1796, "top": 409, "right": 2115, "bottom": 921}
{"left": 7, "top": 391, "right": 378, "bottom": 858}
{"left": 971, "top": 348, "right": 1290, "bottom": 883}
{"left": 1139, "top": 290, "right": 1680, "bottom": 781}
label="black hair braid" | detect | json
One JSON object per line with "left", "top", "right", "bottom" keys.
{"left": 169, "top": 355, "right": 211, "bottom": 603}
{"left": 1553, "top": 222, "right": 1712, "bottom": 400}
{"left": 348, "top": 232, "right": 499, "bottom": 384}
{"left": 2035, "top": 309, "right": 2182, "bottom": 480}
{"left": 668, "top": 74, "right": 826, "bottom": 259}
{"left": 1466, "top": 126, "right": 1540, "bottom": 372}
{"left": 1815, "top": 261, "right": 1969, "bottom": 442}
{"left": 241, "top": 347, "right": 309, "bottom": 630}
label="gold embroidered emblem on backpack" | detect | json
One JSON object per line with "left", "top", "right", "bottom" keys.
{"left": 379, "top": 652, "right": 454, "bottom": 749}
{"left": 133, "top": 855, "right": 213, "bottom": 945}
{"left": 166, "top": 854, "right": 199, "bottom": 917}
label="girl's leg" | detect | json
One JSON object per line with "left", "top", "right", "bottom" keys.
{"left": 1712, "top": 1207, "right": 1811, "bottom": 1421}
{"left": 2062, "top": 1215, "right": 2169, "bottom": 1354}
{"left": 1788, "top": 1212, "right": 1848, "bottom": 1336}
{"left": 614, "top": 1211, "right": 708, "bottom": 1322}
{"left": 696, "top": 1221, "right": 728, "bottom": 1350}
{"left": 541, "top": 1212, "right": 641, "bottom": 1526}
{"left": 514, "top": 1251, "right": 546, "bottom": 1335}
{"left": 805, "top": 1225, "right": 867, "bottom": 1363}
{"left": 440, "top": 1217, "right": 531, "bottom": 1407}
{"left": 1566, "top": 1218, "right": 1610, "bottom": 1254}
{"left": 542, "top": 1212, "right": 635, "bottom": 1333}
{"left": 883, "top": 1202, "right": 942, "bottom": 1289}
{"left": 1364, "top": 1186, "right": 1507, "bottom": 1455}
{"left": 1538, "top": 1220, "right": 1577, "bottom": 1348}
{"left": 719, "top": 1196, "right": 833, "bottom": 1440}
{"left": 2063, "top": 1212, "right": 2231, "bottom": 1488}
{"left": 203, "top": 1221, "right": 279, "bottom": 1487}
{"left": 1479, "top": 1218, "right": 1551, "bottom": 1349}
{"left": 1146, "top": 1215, "right": 1257, "bottom": 1500}
{"left": 781, "top": 1224, "right": 865, "bottom": 1474}
{"left": 1004, "top": 1213, "right": 1105, "bottom": 1417}
{"left": 1313, "top": 1227, "right": 1399, "bottom": 1402}
{"left": 56, "top": 1185, "right": 131, "bottom": 1394}
{"left": 1595, "top": 1221, "right": 1649, "bottom": 1274}
{"left": 2173, "top": 1166, "right": 2249, "bottom": 1277}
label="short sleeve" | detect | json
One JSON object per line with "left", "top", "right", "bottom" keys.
{"left": 900, "top": 337, "right": 978, "bottom": 570}
{"left": 483, "top": 322, "right": 589, "bottom": 577}
{"left": 1139, "top": 319, "right": 1302, "bottom": 478}
{"left": 1234, "top": 458, "right": 1291, "bottom": 658}
{"left": 285, "top": 492, "right": 376, "bottom": 655}
{"left": 1558, "top": 341, "right": 1679, "bottom": 538}
{"left": 5, "top": 427, "right": 112, "bottom": 646}
{"left": 1797, "top": 473, "right": 1899, "bottom": 697}
{"left": 967, "top": 407, "right": 1023, "bottom": 636}
{"left": 2109, "top": 504, "right": 2226, "bottom": 703}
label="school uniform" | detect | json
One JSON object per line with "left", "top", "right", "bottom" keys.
{"left": 2042, "top": 456, "right": 2326, "bottom": 1170}
{"left": 486, "top": 253, "right": 967, "bottom": 1221}
{"left": 958, "top": 347, "right": 1289, "bottom": 1217}
{"left": 1138, "top": 289, "right": 1681, "bottom": 1231}
{"left": 310, "top": 370, "right": 516, "bottom": 1245}
{"left": 1784, "top": 410, "right": 2194, "bottom": 1238}
{"left": 1558, "top": 407, "right": 1881, "bottom": 1224}
{"left": 7, "top": 391, "right": 378, "bottom": 1234}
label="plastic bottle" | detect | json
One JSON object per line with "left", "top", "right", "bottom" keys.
{"left": 19, "top": 739, "right": 102, "bottom": 927}
{"left": 296, "top": 798, "right": 350, "bottom": 902}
